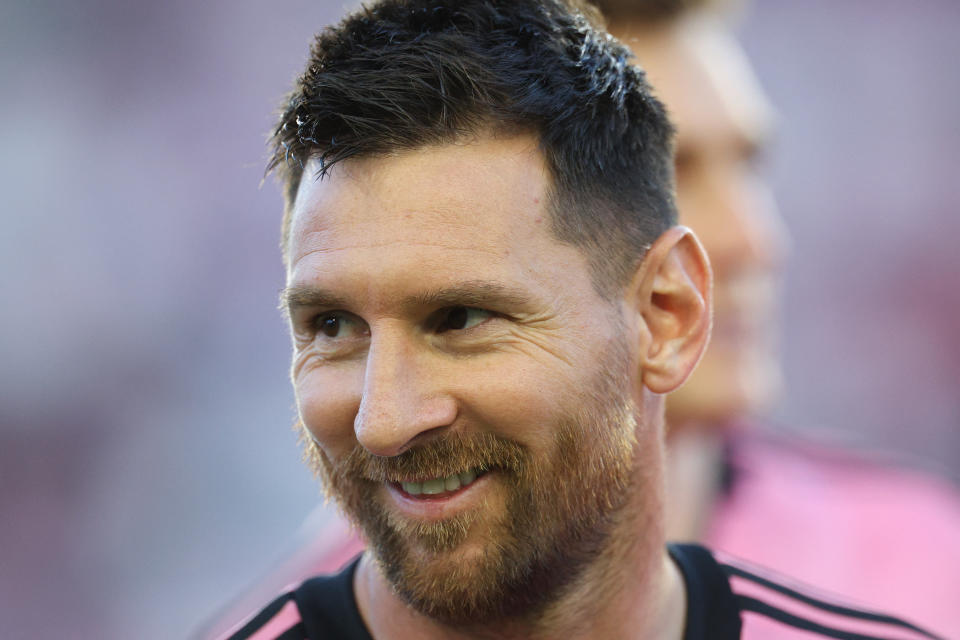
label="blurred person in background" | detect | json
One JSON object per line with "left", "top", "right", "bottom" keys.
{"left": 201, "top": 0, "right": 960, "bottom": 637}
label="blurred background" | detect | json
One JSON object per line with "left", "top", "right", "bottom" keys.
{"left": 1, "top": 0, "right": 957, "bottom": 637}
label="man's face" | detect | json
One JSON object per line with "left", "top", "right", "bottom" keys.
{"left": 283, "top": 135, "right": 657, "bottom": 623}
{"left": 615, "top": 15, "right": 789, "bottom": 426}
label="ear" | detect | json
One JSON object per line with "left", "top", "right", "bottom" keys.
{"left": 629, "top": 226, "right": 712, "bottom": 394}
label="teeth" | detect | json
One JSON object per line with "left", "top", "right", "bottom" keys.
{"left": 401, "top": 481, "right": 422, "bottom": 494}
{"left": 422, "top": 478, "right": 445, "bottom": 494}
{"left": 444, "top": 474, "right": 461, "bottom": 491}
{"left": 400, "top": 469, "right": 480, "bottom": 496}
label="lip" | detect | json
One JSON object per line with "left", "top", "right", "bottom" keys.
{"left": 385, "top": 471, "right": 494, "bottom": 522}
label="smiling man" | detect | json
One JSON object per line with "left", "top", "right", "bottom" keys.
{"left": 269, "top": 1, "right": 708, "bottom": 631}
{"left": 224, "top": 1, "right": 938, "bottom": 639}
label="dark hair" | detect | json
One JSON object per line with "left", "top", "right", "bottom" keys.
{"left": 269, "top": 0, "right": 677, "bottom": 294}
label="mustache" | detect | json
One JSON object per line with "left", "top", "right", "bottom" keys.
{"left": 317, "top": 430, "right": 528, "bottom": 484}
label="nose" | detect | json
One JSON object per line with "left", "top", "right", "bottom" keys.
{"left": 354, "top": 328, "right": 458, "bottom": 457}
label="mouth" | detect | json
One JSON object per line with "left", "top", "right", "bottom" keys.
{"left": 393, "top": 467, "right": 486, "bottom": 499}
{"left": 384, "top": 466, "right": 496, "bottom": 522}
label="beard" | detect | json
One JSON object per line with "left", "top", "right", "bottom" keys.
{"left": 302, "top": 338, "right": 641, "bottom": 626}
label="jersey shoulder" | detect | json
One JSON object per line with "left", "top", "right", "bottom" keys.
{"left": 217, "top": 557, "right": 369, "bottom": 640}
{"left": 221, "top": 590, "right": 306, "bottom": 640}
{"left": 718, "top": 552, "right": 946, "bottom": 640}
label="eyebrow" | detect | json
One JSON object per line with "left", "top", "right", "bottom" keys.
{"left": 404, "top": 281, "right": 531, "bottom": 310}
{"left": 280, "top": 280, "right": 532, "bottom": 316}
{"left": 279, "top": 285, "right": 351, "bottom": 316}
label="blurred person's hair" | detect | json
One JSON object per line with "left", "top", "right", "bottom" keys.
{"left": 268, "top": 0, "right": 677, "bottom": 295}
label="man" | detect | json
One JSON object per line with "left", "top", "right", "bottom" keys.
{"left": 220, "top": 1, "right": 940, "bottom": 638}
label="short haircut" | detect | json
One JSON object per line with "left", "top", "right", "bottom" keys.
{"left": 269, "top": 0, "right": 677, "bottom": 295}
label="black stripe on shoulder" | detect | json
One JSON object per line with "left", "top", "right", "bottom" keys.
{"left": 721, "top": 563, "right": 943, "bottom": 640}
{"left": 226, "top": 591, "right": 296, "bottom": 639}
{"left": 739, "top": 595, "right": 893, "bottom": 640}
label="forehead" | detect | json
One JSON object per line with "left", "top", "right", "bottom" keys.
{"left": 615, "top": 16, "right": 774, "bottom": 150}
{"left": 285, "top": 134, "right": 597, "bottom": 302}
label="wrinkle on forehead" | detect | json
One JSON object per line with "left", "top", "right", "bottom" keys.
{"left": 285, "top": 136, "right": 553, "bottom": 272}
{"left": 288, "top": 221, "right": 522, "bottom": 283}
{"left": 288, "top": 240, "right": 513, "bottom": 286}
{"left": 289, "top": 137, "right": 546, "bottom": 220}
{"left": 294, "top": 239, "right": 509, "bottom": 259}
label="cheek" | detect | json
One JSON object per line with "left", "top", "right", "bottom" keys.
{"left": 455, "top": 356, "right": 576, "bottom": 450}
{"left": 295, "top": 365, "right": 363, "bottom": 457}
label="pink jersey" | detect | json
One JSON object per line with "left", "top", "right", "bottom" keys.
{"left": 706, "top": 431, "right": 960, "bottom": 638}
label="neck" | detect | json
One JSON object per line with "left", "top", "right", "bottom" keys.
{"left": 354, "top": 437, "right": 688, "bottom": 639}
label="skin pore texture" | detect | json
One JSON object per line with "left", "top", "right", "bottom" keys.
{"left": 609, "top": 13, "right": 789, "bottom": 541}
{"left": 283, "top": 133, "right": 710, "bottom": 639}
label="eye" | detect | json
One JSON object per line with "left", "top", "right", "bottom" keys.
{"left": 319, "top": 315, "right": 341, "bottom": 337}
{"left": 313, "top": 311, "right": 368, "bottom": 339}
{"left": 436, "top": 306, "right": 493, "bottom": 333}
